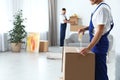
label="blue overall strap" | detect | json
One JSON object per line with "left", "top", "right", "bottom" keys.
{"left": 103, "top": 21, "right": 114, "bottom": 36}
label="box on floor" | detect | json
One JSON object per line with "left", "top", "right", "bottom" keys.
{"left": 62, "top": 47, "right": 95, "bottom": 80}
{"left": 39, "top": 40, "right": 48, "bottom": 52}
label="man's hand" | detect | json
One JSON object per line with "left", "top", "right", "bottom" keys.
{"left": 64, "top": 20, "right": 69, "bottom": 23}
{"left": 80, "top": 47, "right": 91, "bottom": 56}
{"left": 78, "top": 26, "right": 89, "bottom": 35}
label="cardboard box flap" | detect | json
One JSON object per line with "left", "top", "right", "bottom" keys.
{"left": 64, "top": 47, "right": 94, "bottom": 54}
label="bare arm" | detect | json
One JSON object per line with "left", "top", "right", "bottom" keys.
{"left": 84, "top": 26, "right": 89, "bottom": 30}
{"left": 78, "top": 26, "right": 89, "bottom": 35}
{"left": 63, "top": 20, "right": 69, "bottom": 23}
{"left": 87, "top": 25, "right": 104, "bottom": 50}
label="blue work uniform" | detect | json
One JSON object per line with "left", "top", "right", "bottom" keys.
{"left": 60, "top": 16, "right": 67, "bottom": 46}
{"left": 89, "top": 3, "right": 114, "bottom": 80}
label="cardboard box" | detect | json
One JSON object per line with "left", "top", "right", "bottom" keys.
{"left": 70, "top": 25, "right": 83, "bottom": 31}
{"left": 39, "top": 40, "right": 48, "bottom": 52}
{"left": 69, "top": 16, "right": 82, "bottom": 25}
{"left": 69, "top": 16, "right": 79, "bottom": 25}
{"left": 62, "top": 47, "right": 95, "bottom": 80}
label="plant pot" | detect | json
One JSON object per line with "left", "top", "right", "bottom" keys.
{"left": 11, "top": 43, "right": 22, "bottom": 52}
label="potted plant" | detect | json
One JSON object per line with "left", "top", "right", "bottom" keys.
{"left": 8, "top": 10, "right": 27, "bottom": 52}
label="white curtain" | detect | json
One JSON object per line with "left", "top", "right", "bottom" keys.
{"left": 22, "top": 0, "right": 49, "bottom": 41}
{"left": 0, "top": 0, "right": 12, "bottom": 33}
{"left": 0, "top": 0, "right": 13, "bottom": 51}
{"left": 0, "top": 0, "right": 49, "bottom": 41}
{"left": 22, "top": 0, "right": 49, "bottom": 33}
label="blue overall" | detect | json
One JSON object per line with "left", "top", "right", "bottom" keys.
{"left": 89, "top": 3, "right": 114, "bottom": 80}
{"left": 60, "top": 23, "right": 67, "bottom": 46}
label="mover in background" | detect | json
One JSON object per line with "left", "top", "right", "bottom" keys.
{"left": 60, "top": 8, "right": 69, "bottom": 46}
{"left": 78, "top": 0, "right": 114, "bottom": 80}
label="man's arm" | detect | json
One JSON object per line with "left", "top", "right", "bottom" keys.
{"left": 87, "top": 25, "right": 104, "bottom": 50}
{"left": 84, "top": 26, "right": 89, "bottom": 30}
{"left": 80, "top": 25, "right": 104, "bottom": 55}
{"left": 63, "top": 19, "right": 69, "bottom": 23}
{"left": 78, "top": 26, "right": 89, "bottom": 35}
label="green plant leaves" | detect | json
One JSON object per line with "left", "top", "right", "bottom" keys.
{"left": 8, "top": 10, "right": 27, "bottom": 43}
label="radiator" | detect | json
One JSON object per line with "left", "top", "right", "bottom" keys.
{"left": 0, "top": 33, "right": 9, "bottom": 51}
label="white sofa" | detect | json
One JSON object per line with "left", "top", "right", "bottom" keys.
{"left": 116, "top": 54, "right": 120, "bottom": 80}
{"left": 64, "top": 32, "right": 113, "bottom": 53}
{"left": 64, "top": 33, "right": 90, "bottom": 47}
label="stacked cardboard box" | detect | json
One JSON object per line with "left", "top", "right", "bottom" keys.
{"left": 69, "top": 16, "right": 79, "bottom": 25}
{"left": 69, "top": 16, "right": 82, "bottom": 32}
{"left": 70, "top": 25, "right": 83, "bottom": 31}
{"left": 62, "top": 47, "right": 95, "bottom": 80}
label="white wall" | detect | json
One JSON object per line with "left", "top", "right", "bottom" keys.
{"left": 57, "top": 0, "right": 120, "bottom": 54}
{"left": 57, "top": 0, "right": 93, "bottom": 45}
{"left": 105, "top": 0, "right": 120, "bottom": 54}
